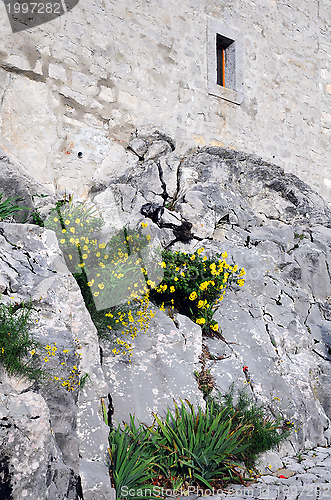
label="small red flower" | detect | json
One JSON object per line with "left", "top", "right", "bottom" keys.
{"left": 278, "top": 475, "right": 287, "bottom": 479}
{"left": 243, "top": 366, "right": 248, "bottom": 373}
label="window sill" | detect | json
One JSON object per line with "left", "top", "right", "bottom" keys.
{"left": 208, "top": 82, "right": 244, "bottom": 105}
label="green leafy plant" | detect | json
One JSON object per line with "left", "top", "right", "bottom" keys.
{"left": 0, "top": 300, "right": 83, "bottom": 391}
{"left": 151, "top": 248, "right": 245, "bottom": 334}
{"left": 0, "top": 301, "right": 44, "bottom": 381}
{"left": 149, "top": 400, "right": 250, "bottom": 488}
{"left": 79, "top": 372, "right": 91, "bottom": 390}
{"left": 30, "top": 209, "right": 45, "bottom": 227}
{"left": 108, "top": 400, "right": 251, "bottom": 498}
{"left": 108, "top": 392, "right": 293, "bottom": 497}
{"left": 0, "top": 193, "right": 29, "bottom": 222}
{"left": 210, "top": 387, "right": 294, "bottom": 467}
{"left": 109, "top": 416, "right": 157, "bottom": 499}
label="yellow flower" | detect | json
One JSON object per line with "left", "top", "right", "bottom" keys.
{"left": 232, "top": 265, "right": 238, "bottom": 272}
{"left": 99, "top": 243, "right": 106, "bottom": 249}
{"left": 221, "top": 251, "right": 227, "bottom": 259}
{"left": 78, "top": 263, "right": 85, "bottom": 268}
{"left": 141, "top": 222, "right": 148, "bottom": 228}
{"left": 83, "top": 245, "right": 88, "bottom": 251}
{"left": 197, "top": 300, "right": 205, "bottom": 308}
{"left": 189, "top": 291, "right": 197, "bottom": 300}
{"left": 53, "top": 217, "right": 58, "bottom": 222}
{"left": 69, "top": 254, "right": 72, "bottom": 260}
{"left": 190, "top": 254, "right": 196, "bottom": 260}
{"left": 44, "top": 357, "right": 49, "bottom": 362}
{"left": 62, "top": 229, "right": 66, "bottom": 233}
{"left": 65, "top": 220, "right": 70, "bottom": 225}
{"left": 197, "top": 247, "right": 204, "bottom": 255}
{"left": 30, "top": 350, "right": 36, "bottom": 356}
{"left": 211, "top": 323, "right": 218, "bottom": 331}
{"left": 96, "top": 252, "right": 101, "bottom": 257}
{"left": 98, "top": 283, "right": 105, "bottom": 289}
{"left": 82, "top": 254, "right": 88, "bottom": 259}
{"left": 174, "top": 277, "right": 178, "bottom": 281}
{"left": 70, "top": 227, "right": 75, "bottom": 233}
{"left": 75, "top": 218, "right": 80, "bottom": 223}
{"left": 146, "top": 234, "right": 151, "bottom": 241}
{"left": 196, "top": 318, "right": 206, "bottom": 325}
{"left": 161, "top": 261, "right": 166, "bottom": 268}
{"left": 94, "top": 291, "right": 99, "bottom": 297}
{"left": 170, "top": 286, "right": 175, "bottom": 293}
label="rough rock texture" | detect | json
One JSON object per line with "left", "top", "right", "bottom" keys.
{"left": 0, "top": 223, "right": 114, "bottom": 499}
{"left": 0, "top": 1, "right": 330, "bottom": 201}
{"left": 1, "top": 132, "right": 330, "bottom": 496}
{"left": 182, "top": 446, "right": 331, "bottom": 500}
{"left": 0, "top": 147, "right": 55, "bottom": 222}
{"left": 91, "top": 135, "right": 331, "bottom": 463}
{"left": 102, "top": 311, "right": 204, "bottom": 426}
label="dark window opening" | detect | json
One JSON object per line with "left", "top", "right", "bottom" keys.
{"left": 216, "top": 34, "right": 235, "bottom": 88}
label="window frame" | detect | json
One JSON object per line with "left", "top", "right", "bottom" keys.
{"left": 207, "top": 17, "right": 244, "bottom": 105}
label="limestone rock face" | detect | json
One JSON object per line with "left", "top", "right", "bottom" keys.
{"left": 91, "top": 142, "right": 331, "bottom": 460}
{"left": 0, "top": 148, "right": 55, "bottom": 222}
{"left": 102, "top": 311, "right": 204, "bottom": 426}
{"left": 0, "top": 223, "right": 113, "bottom": 499}
{"left": 1, "top": 137, "right": 331, "bottom": 495}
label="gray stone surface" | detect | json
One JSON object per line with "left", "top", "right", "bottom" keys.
{"left": 0, "top": 222, "right": 113, "bottom": 499}
{"left": 164, "top": 446, "right": 331, "bottom": 499}
{"left": 0, "top": 147, "right": 55, "bottom": 221}
{"left": 1, "top": 140, "right": 330, "bottom": 498}
{"left": 102, "top": 310, "right": 204, "bottom": 426}
{"left": 0, "top": 2, "right": 330, "bottom": 201}
{"left": 92, "top": 144, "right": 331, "bottom": 464}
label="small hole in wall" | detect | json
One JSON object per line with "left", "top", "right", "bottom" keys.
{"left": 78, "top": 152, "right": 83, "bottom": 159}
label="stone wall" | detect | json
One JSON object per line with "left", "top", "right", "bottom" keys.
{"left": 0, "top": 0, "right": 330, "bottom": 200}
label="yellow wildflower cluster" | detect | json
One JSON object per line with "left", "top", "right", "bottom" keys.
{"left": 40, "top": 339, "right": 82, "bottom": 392}
{"left": 152, "top": 247, "right": 245, "bottom": 334}
{"left": 106, "top": 293, "right": 156, "bottom": 359}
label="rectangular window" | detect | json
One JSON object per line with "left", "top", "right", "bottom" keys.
{"left": 216, "top": 34, "right": 234, "bottom": 87}
{"left": 207, "top": 17, "right": 244, "bottom": 104}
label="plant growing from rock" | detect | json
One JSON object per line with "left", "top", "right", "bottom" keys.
{"left": 151, "top": 247, "right": 245, "bottom": 334}
{"left": 0, "top": 299, "right": 83, "bottom": 391}
{"left": 108, "top": 391, "right": 294, "bottom": 497}
{"left": 0, "top": 192, "right": 29, "bottom": 222}
{"left": 0, "top": 300, "right": 45, "bottom": 381}
{"left": 45, "top": 198, "right": 160, "bottom": 359}
{"left": 210, "top": 386, "right": 294, "bottom": 467}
